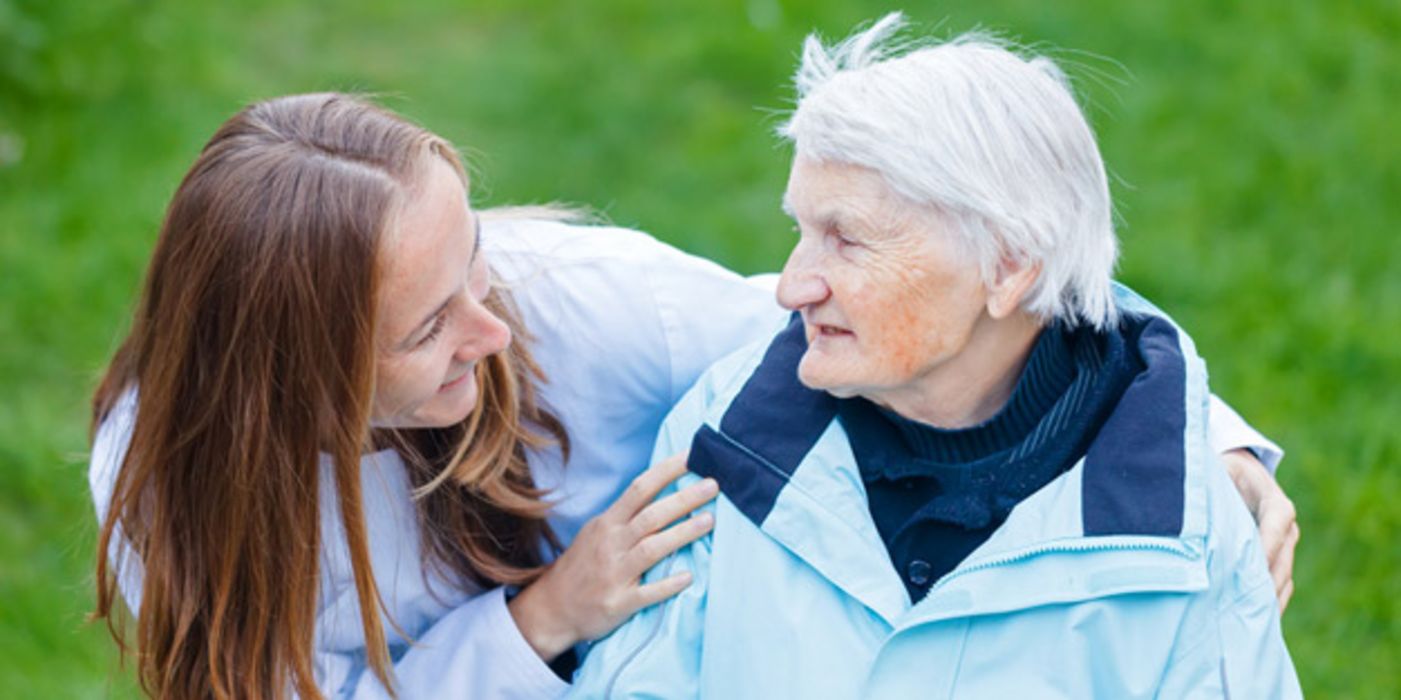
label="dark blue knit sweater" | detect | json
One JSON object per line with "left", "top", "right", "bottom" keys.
{"left": 837, "top": 323, "right": 1140, "bottom": 603}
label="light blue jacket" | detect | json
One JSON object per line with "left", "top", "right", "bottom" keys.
{"left": 571, "top": 288, "right": 1301, "bottom": 699}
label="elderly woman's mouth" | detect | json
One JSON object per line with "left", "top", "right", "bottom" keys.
{"left": 815, "top": 324, "right": 854, "bottom": 338}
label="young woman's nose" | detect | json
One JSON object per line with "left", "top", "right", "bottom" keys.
{"left": 775, "top": 240, "right": 830, "bottom": 311}
{"left": 453, "top": 297, "right": 511, "bottom": 363}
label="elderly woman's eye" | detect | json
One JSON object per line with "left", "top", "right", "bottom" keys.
{"left": 831, "top": 230, "right": 859, "bottom": 248}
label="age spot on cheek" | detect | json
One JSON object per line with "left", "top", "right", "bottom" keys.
{"left": 868, "top": 267, "right": 935, "bottom": 378}
{"left": 880, "top": 301, "right": 928, "bottom": 375}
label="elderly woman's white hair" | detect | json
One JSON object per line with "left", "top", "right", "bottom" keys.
{"left": 779, "top": 12, "right": 1119, "bottom": 329}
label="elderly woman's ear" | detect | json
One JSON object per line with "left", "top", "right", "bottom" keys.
{"left": 985, "top": 259, "right": 1042, "bottom": 320}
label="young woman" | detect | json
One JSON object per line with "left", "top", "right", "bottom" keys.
{"left": 89, "top": 93, "right": 1289, "bottom": 699}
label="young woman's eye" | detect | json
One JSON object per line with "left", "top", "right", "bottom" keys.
{"left": 418, "top": 314, "right": 446, "bottom": 347}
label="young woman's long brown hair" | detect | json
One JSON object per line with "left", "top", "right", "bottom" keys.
{"left": 92, "top": 93, "right": 567, "bottom": 700}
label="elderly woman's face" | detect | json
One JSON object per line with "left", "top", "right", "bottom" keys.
{"left": 777, "top": 156, "right": 989, "bottom": 405}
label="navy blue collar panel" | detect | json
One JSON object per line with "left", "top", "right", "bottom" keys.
{"left": 1082, "top": 316, "right": 1188, "bottom": 536}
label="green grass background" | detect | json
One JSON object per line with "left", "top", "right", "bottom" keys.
{"left": 2, "top": 0, "right": 1396, "bottom": 696}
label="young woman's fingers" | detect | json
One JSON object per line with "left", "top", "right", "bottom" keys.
{"left": 630, "top": 571, "right": 695, "bottom": 612}
{"left": 1271, "top": 522, "right": 1299, "bottom": 606}
{"left": 1277, "top": 578, "right": 1295, "bottom": 614}
{"left": 629, "top": 511, "right": 715, "bottom": 572}
{"left": 1257, "top": 495, "right": 1298, "bottom": 582}
{"left": 628, "top": 477, "right": 718, "bottom": 539}
{"left": 608, "top": 452, "right": 690, "bottom": 518}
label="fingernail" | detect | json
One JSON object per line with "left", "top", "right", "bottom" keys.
{"left": 696, "top": 512, "right": 714, "bottom": 527}
{"left": 698, "top": 478, "right": 719, "bottom": 495}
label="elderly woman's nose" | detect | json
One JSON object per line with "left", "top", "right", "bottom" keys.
{"left": 777, "top": 247, "right": 829, "bottom": 310}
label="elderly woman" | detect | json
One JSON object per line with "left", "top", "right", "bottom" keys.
{"left": 570, "top": 15, "right": 1301, "bottom": 698}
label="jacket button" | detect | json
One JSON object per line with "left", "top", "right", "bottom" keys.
{"left": 907, "top": 559, "right": 933, "bottom": 586}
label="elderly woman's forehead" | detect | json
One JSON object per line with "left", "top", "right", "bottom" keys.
{"left": 785, "top": 157, "right": 920, "bottom": 218}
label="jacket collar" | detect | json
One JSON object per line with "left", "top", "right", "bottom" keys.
{"left": 688, "top": 287, "right": 1213, "bottom": 625}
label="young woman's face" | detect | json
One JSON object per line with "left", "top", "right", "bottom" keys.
{"left": 370, "top": 158, "right": 511, "bottom": 429}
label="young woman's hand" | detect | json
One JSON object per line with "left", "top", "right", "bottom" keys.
{"left": 1221, "top": 448, "right": 1300, "bottom": 612}
{"left": 508, "top": 452, "right": 718, "bottom": 661}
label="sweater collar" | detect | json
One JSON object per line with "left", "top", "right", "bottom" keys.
{"left": 871, "top": 324, "right": 1078, "bottom": 466}
{"left": 838, "top": 324, "right": 1135, "bottom": 531}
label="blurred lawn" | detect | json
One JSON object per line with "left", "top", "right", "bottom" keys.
{"left": 2, "top": 0, "right": 1397, "bottom": 696}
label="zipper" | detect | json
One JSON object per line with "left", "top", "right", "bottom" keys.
{"left": 939, "top": 537, "right": 1195, "bottom": 584}
{"left": 901, "top": 536, "right": 1200, "bottom": 628}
